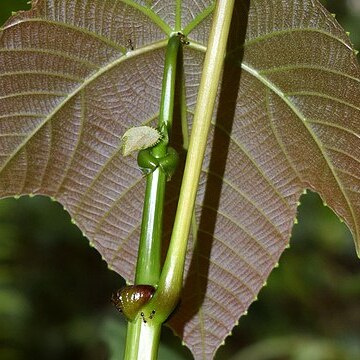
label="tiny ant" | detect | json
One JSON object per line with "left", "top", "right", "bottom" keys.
{"left": 177, "top": 32, "right": 190, "bottom": 45}
{"left": 127, "top": 39, "right": 134, "bottom": 51}
{"left": 140, "top": 310, "right": 156, "bottom": 323}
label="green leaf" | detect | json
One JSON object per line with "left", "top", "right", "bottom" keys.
{"left": 0, "top": 1, "right": 359, "bottom": 359}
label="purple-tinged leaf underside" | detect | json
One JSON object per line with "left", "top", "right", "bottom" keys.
{"left": 0, "top": 1, "right": 359, "bottom": 359}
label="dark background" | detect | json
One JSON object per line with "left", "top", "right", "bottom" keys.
{"left": 0, "top": 1, "right": 359, "bottom": 359}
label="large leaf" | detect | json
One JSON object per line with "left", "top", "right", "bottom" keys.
{"left": 0, "top": 0, "right": 359, "bottom": 358}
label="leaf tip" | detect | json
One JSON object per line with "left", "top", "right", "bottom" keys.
{"left": 50, "top": 196, "right": 56, "bottom": 202}
{"left": 274, "top": 262, "right": 280, "bottom": 268}
{"left": 294, "top": 218, "right": 298, "bottom": 225}
{"left": 13, "top": 194, "right": 21, "bottom": 200}
{"left": 331, "top": 13, "right": 336, "bottom": 18}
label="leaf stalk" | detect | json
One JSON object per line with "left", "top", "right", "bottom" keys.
{"left": 124, "top": 35, "right": 181, "bottom": 359}
{"left": 144, "top": 0, "right": 236, "bottom": 323}
{"left": 124, "top": 0, "right": 235, "bottom": 355}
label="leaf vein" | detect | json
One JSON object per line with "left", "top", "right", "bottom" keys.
{"left": 212, "top": 120, "right": 292, "bottom": 211}
{"left": 198, "top": 228, "right": 268, "bottom": 280}
{"left": 204, "top": 169, "right": 286, "bottom": 244}
{"left": 243, "top": 62, "right": 359, "bottom": 243}
{"left": 0, "top": 40, "right": 168, "bottom": 178}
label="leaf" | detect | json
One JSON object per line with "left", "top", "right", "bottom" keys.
{"left": 121, "top": 126, "right": 161, "bottom": 156}
{"left": 0, "top": 0, "right": 359, "bottom": 359}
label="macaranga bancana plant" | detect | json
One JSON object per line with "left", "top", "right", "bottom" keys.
{"left": 0, "top": 0, "right": 359, "bottom": 359}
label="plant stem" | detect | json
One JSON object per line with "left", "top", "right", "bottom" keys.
{"left": 123, "top": 35, "right": 181, "bottom": 359}
{"left": 134, "top": 169, "right": 165, "bottom": 285}
{"left": 145, "top": 0, "right": 235, "bottom": 322}
{"left": 124, "top": 321, "right": 161, "bottom": 360}
{"left": 135, "top": 36, "right": 181, "bottom": 286}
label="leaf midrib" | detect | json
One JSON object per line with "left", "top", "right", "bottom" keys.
{"left": 242, "top": 62, "right": 359, "bottom": 244}
{"left": 120, "top": 0, "right": 172, "bottom": 35}
{"left": 0, "top": 40, "right": 168, "bottom": 177}
{"left": 243, "top": 27, "right": 352, "bottom": 51}
{"left": 2, "top": 18, "right": 126, "bottom": 52}
{"left": 259, "top": 64, "right": 360, "bottom": 82}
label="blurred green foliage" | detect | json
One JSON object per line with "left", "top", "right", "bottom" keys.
{"left": 0, "top": 0, "right": 30, "bottom": 25}
{"left": 0, "top": 1, "right": 359, "bottom": 359}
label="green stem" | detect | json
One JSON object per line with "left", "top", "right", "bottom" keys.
{"left": 124, "top": 35, "right": 181, "bottom": 359}
{"left": 153, "top": 34, "right": 180, "bottom": 155}
{"left": 134, "top": 169, "right": 166, "bottom": 285}
{"left": 144, "top": 0, "right": 236, "bottom": 322}
{"left": 124, "top": 321, "right": 161, "bottom": 360}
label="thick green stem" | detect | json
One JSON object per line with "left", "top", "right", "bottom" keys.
{"left": 144, "top": 0, "right": 235, "bottom": 322}
{"left": 123, "top": 35, "right": 181, "bottom": 359}
{"left": 135, "top": 36, "right": 181, "bottom": 286}
{"left": 134, "top": 169, "right": 166, "bottom": 285}
{"left": 124, "top": 321, "right": 161, "bottom": 360}
{"left": 123, "top": 0, "right": 235, "bottom": 355}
